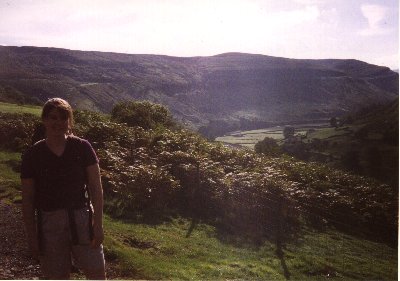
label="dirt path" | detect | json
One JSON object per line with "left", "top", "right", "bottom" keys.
{"left": 0, "top": 200, "right": 122, "bottom": 280}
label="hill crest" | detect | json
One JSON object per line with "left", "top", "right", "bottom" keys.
{"left": 0, "top": 46, "right": 397, "bottom": 136}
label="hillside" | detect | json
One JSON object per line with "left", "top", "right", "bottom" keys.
{"left": 0, "top": 102, "right": 397, "bottom": 279}
{"left": 238, "top": 99, "right": 399, "bottom": 188}
{"left": 0, "top": 46, "right": 398, "bottom": 137}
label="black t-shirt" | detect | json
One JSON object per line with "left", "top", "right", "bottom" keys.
{"left": 21, "top": 135, "right": 99, "bottom": 211}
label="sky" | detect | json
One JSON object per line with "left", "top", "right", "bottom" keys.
{"left": 0, "top": 0, "right": 398, "bottom": 69}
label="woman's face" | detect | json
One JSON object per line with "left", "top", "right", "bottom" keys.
{"left": 43, "top": 108, "right": 70, "bottom": 137}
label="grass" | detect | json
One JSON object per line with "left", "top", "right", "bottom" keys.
{"left": 215, "top": 124, "right": 328, "bottom": 148}
{"left": 103, "top": 216, "right": 286, "bottom": 279}
{"left": 285, "top": 229, "right": 397, "bottom": 280}
{"left": 103, "top": 216, "right": 397, "bottom": 280}
{"left": 0, "top": 150, "right": 22, "bottom": 203}
{"left": 305, "top": 126, "right": 356, "bottom": 140}
{"left": 0, "top": 148, "right": 396, "bottom": 280}
{"left": 103, "top": 217, "right": 283, "bottom": 280}
{"left": 216, "top": 129, "right": 284, "bottom": 149}
{"left": 0, "top": 102, "right": 41, "bottom": 116}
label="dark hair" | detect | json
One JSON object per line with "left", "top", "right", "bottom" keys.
{"left": 42, "top": 98, "right": 74, "bottom": 123}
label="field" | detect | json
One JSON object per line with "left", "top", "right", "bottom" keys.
{"left": 216, "top": 123, "right": 328, "bottom": 148}
{"left": 0, "top": 102, "right": 41, "bottom": 116}
{"left": 216, "top": 114, "right": 398, "bottom": 188}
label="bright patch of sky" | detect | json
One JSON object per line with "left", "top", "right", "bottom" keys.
{"left": 0, "top": 0, "right": 398, "bottom": 69}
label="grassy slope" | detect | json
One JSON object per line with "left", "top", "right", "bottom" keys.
{"left": 0, "top": 102, "right": 396, "bottom": 280}
{"left": 217, "top": 101, "right": 399, "bottom": 187}
{"left": 0, "top": 102, "right": 41, "bottom": 116}
{"left": 303, "top": 103, "right": 399, "bottom": 186}
{"left": 1, "top": 151, "right": 396, "bottom": 281}
{"left": 103, "top": 216, "right": 396, "bottom": 280}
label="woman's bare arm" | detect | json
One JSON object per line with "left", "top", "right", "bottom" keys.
{"left": 86, "top": 163, "right": 104, "bottom": 247}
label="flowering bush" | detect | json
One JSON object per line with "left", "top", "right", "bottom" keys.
{"left": 78, "top": 112, "right": 396, "bottom": 243}
{"left": 0, "top": 113, "right": 40, "bottom": 151}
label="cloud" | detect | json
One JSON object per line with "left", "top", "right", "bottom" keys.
{"left": 293, "top": 0, "right": 324, "bottom": 5}
{"left": 359, "top": 4, "right": 390, "bottom": 36}
{"left": 0, "top": 0, "right": 397, "bottom": 69}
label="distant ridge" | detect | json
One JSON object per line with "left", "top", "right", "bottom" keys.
{"left": 0, "top": 46, "right": 397, "bottom": 136}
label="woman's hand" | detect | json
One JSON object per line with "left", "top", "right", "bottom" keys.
{"left": 28, "top": 236, "right": 40, "bottom": 261}
{"left": 91, "top": 224, "right": 104, "bottom": 248}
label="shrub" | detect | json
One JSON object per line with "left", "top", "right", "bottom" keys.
{"left": 283, "top": 126, "right": 295, "bottom": 139}
{"left": 329, "top": 117, "right": 338, "bottom": 128}
{"left": 0, "top": 113, "right": 40, "bottom": 151}
{"left": 2, "top": 109, "right": 396, "bottom": 245}
{"left": 111, "top": 100, "right": 175, "bottom": 130}
{"left": 254, "top": 137, "right": 282, "bottom": 157}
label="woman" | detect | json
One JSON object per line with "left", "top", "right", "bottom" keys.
{"left": 21, "top": 98, "right": 106, "bottom": 279}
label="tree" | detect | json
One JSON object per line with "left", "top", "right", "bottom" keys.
{"left": 341, "top": 149, "right": 361, "bottom": 173}
{"left": 366, "top": 146, "right": 383, "bottom": 180}
{"left": 329, "top": 117, "right": 338, "bottom": 128}
{"left": 111, "top": 100, "right": 175, "bottom": 130}
{"left": 283, "top": 126, "right": 295, "bottom": 139}
{"left": 354, "top": 126, "right": 369, "bottom": 140}
{"left": 254, "top": 137, "right": 282, "bottom": 157}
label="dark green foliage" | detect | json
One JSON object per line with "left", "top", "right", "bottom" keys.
{"left": 0, "top": 85, "right": 42, "bottom": 105}
{"left": 85, "top": 108, "right": 397, "bottom": 244}
{"left": 282, "top": 141, "right": 310, "bottom": 161}
{"left": 383, "top": 125, "right": 399, "bottom": 145}
{"left": 111, "top": 100, "right": 175, "bottom": 130}
{"left": 283, "top": 126, "right": 295, "bottom": 139}
{"left": 274, "top": 158, "right": 397, "bottom": 243}
{"left": 341, "top": 149, "right": 361, "bottom": 173}
{"left": 344, "top": 115, "right": 354, "bottom": 124}
{"left": 254, "top": 137, "right": 281, "bottom": 156}
{"left": 354, "top": 126, "right": 369, "bottom": 140}
{"left": 366, "top": 146, "right": 382, "bottom": 178}
{"left": 329, "top": 117, "right": 338, "bottom": 128}
{"left": 74, "top": 110, "right": 109, "bottom": 128}
{"left": 280, "top": 99, "right": 398, "bottom": 188}
{"left": 2, "top": 105, "right": 397, "bottom": 245}
{"left": 0, "top": 112, "right": 40, "bottom": 151}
